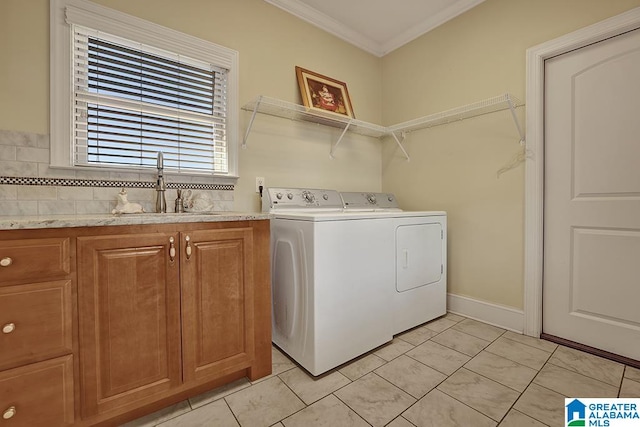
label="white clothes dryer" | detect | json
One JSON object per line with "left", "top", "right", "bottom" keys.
{"left": 341, "top": 192, "right": 447, "bottom": 334}
{"left": 263, "top": 188, "right": 395, "bottom": 376}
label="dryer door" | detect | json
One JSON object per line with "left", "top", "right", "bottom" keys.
{"left": 396, "top": 223, "right": 443, "bottom": 292}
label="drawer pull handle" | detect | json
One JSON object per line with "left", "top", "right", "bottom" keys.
{"left": 2, "top": 323, "right": 15, "bottom": 334}
{"left": 3, "top": 406, "right": 16, "bottom": 420}
{"left": 169, "top": 237, "right": 176, "bottom": 262}
{"left": 0, "top": 257, "right": 12, "bottom": 267}
{"left": 185, "top": 236, "right": 192, "bottom": 260}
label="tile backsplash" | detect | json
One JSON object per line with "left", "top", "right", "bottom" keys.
{"left": 0, "top": 129, "right": 234, "bottom": 216}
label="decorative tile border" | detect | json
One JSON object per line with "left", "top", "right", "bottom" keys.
{"left": 0, "top": 176, "right": 234, "bottom": 191}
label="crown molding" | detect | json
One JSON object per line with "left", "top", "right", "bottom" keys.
{"left": 264, "top": 0, "right": 382, "bottom": 56}
{"left": 381, "top": 0, "right": 486, "bottom": 56}
{"left": 265, "top": 0, "right": 485, "bottom": 57}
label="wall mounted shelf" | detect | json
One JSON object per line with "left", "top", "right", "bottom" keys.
{"left": 241, "top": 93, "right": 525, "bottom": 161}
{"left": 388, "top": 93, "right": 525, "bottom": 145}
{"left": 241, "top": 96, "right": 403, "bottom": 159}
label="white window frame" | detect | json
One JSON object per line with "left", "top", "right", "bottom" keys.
{"left": 50, "top": 0, "right": 239, "bottom": 180}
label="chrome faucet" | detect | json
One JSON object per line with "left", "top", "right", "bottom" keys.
{"left": 155, "top": 152, "right": 167, "bottom": 213}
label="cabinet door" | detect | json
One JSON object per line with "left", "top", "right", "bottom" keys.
{"left": 77, "top": 233, "right": 181, "bottom": 416}
{"left": 181, "top": 227, "right": 255, "bottom": 382}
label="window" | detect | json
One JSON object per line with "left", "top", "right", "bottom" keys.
{"left": 72, "top": 29, "right": 229, "bottom": 173}
{"left": 51, "top": 0, "right": 239, "bottom": 179}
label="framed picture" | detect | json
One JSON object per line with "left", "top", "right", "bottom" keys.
{"left": 295, "top": 66, "right": 355, "bottom": 118}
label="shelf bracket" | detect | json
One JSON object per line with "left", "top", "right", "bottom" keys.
{"left": 329, "top": 121, "right": 352, "bottom": 159}
{"left": 389, "top": 131, "right": 411, "bottom": 161}
{"left": 242, "top": 96, "right": 262, "bottom": 149}
{"left": 506, "top": 94, "right": 526, "bottom": 145}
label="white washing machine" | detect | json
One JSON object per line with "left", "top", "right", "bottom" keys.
{"left": 263, "top": 188, "right": 395, "bottom": 376}
{"left": 341, "top": 192, "right": 447, "bottom": 335}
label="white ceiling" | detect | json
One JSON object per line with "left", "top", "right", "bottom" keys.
{"left": 264, "top": 0, "right": 486, "bottom": 57}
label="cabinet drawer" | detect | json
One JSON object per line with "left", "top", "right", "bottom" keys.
{"left": 0, "top": 237, "right": 71, "bottom": 284}
{"left": 0, "top": 355, "right": 74, "bottom": 426}
{"left": 0, "top": 281, "right": 73, "bottom": 369}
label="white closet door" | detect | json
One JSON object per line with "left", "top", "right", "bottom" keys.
{"left": 543, "top": 27, "right": 640, "bottom": 360}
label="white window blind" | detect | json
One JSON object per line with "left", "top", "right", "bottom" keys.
{"left": 72, "top": 26, "right": 229, "bottom": 173}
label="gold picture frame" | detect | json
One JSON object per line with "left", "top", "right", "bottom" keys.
{"left": 295, "top": 66, "right": 355, "bottom": 118}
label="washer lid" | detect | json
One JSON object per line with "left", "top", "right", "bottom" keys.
{"left": 271, "top": 210, "right": 446, "bottom": 221}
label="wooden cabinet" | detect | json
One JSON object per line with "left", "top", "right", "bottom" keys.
{"left": 0, "top": 280, "right": 73, "bottom": 370}
{"left": 76, "top": 232, "right": 182, "bottom": 416}
{"left": 181, "top": 227, "right": 255, "bottom": 382}
{"left": 0, "top": 220, "right": 271, "bottom": 427}
{"left": 0, "top": 237, "right": 71, "bottom": 284}
{"left": 0, "top": 356, "right": 74, "bottom": 427}
{"left": 0, "top": 219, "right": 270, "bottom": 426}
{"left": 0, "top": 236, "right": 75, "bottom": 426}
{"left": 76, "top": 221, "right": 271, "bottom": 422}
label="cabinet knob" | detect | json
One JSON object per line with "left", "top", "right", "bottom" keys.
{"left": 169, "top": 237, "right": 176, "bottom": 262}
{"left": 2, "top": 323, "right": 15, "bottom": 334}
{"left": 0, "top": 257, "right": 12, "bottom": 267}
{"left": 3, "top": 406, "right": 16, "bottom": 420}
{"left": 185, "top": 236, "right": 192, "bottom": 260}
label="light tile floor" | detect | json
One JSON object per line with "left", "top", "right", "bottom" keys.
{"left": 122, "top": 313, "right": 640, "bottom": 427}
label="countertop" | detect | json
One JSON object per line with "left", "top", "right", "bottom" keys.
{"left": 0, "top": 212, "right": 271, "bottom": 230}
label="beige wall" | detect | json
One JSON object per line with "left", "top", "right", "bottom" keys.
{"left": 381, "top": 0, "right": 640, "bottom": 309}
{"left": 0, "top": 0, "right": 383, "bottom": 212}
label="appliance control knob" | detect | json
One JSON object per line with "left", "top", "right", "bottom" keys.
{"left": 322, "top": 194, "right": 329, "bottom": 200}
{"left": 302, "top": 191, "right": 315, "bottom": 203}
{"left": 287, "top": 193, "right": 293, "bottom": 200}
{"left": 276, "top": 192, "right": 283, "bottom": 200}
{"left": 388, "top": 195, "right": 394, "bottom": 202}
{"left": 366, "top": 193, "right": 377, "bottom": 205}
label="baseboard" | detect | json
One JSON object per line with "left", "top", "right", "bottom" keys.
{"left": 447, "top": 293, "right": 524, "bottom": 333}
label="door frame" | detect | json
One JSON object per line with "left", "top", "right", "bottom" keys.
{"left": 523, "top": 7, "right": 640, "bottom": 337}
